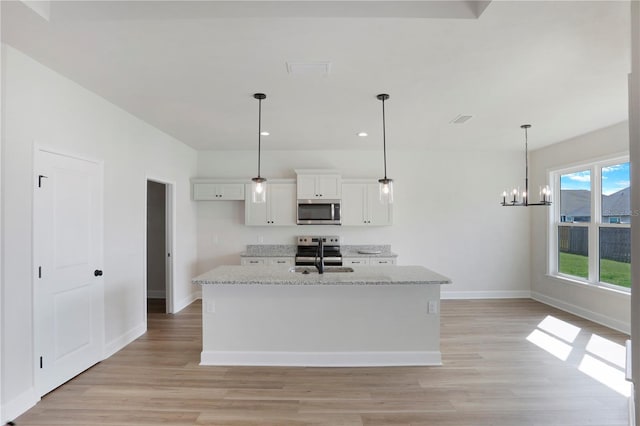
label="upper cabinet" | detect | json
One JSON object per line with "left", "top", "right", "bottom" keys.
{"left": 295, "top": 169, "right": 341, "bottom": 199}
{"left": 245, "top": 182, "right": 297, "bottom": 226}
{"left": 341, "top": 181, "right": 392, "bottom": 226}
{"left": 192, "top": 180, "right": 245, "bottom": 201}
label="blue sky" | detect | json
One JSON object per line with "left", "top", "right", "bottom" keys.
{"left": 560, "top": 162, "right": 630, "bottom": 195}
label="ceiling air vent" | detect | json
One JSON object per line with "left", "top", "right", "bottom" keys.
{"left": 450, "top": 114, "right": 473, "bottom": 124}
{"left": 286, "top": 62, "right": 331, "bottom": 77}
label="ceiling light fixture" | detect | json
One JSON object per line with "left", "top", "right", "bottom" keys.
{"left": 501, "top": 124, "right": 551, "bottom": 207}
{"left": 251, "top": 93, "right": 267, "bottom": 204}
{"left": 260, "top": 131, "right": 270, "bottom": 136}
{"left": 377, "top": 94, "right": 393, "bottom": 204}
{"left": 357, "top": 132, "right": 368, "bottom": 137}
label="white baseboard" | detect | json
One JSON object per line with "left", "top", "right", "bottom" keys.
{"left": 531, "top": 291, "right": 630, "bottom": 334}
{"left": 103, "top": 323, "right": 146, "bottom": 359}
{"left": 173, "top": 292, "right": 199, "bottom": 313}
{"left": 200, "top": 350, "right": 442, "bottom": 367}
{"left": 147, "top": 290, "right": 166, "bottom": 299}
{"left": 442, "top": 290, "right": 531, "bottom": 300}
{"left": 1, "top": 387, "right": 39, "bottom": 424}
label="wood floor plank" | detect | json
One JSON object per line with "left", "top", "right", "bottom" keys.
{"left": 14, "top": 298, "right": 630, "bottom": 425}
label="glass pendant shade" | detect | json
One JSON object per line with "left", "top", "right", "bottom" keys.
{"left": 251, "top": 177, "right": 266, "bottom": 204}
{"left": 379, "top": 178, "right": 394, "bottom": 204}
{"left": 251, "top": 93, "right": 267, "bottom": 203}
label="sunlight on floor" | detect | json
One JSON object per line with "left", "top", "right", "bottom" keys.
{"left": 527, "top": 315, "right": 630, "bottom": 397}
{"left": 526, "top": 329, "right": 573, "bottom": 361}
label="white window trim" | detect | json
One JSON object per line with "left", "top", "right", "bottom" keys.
{"left": 548, "top": 154, "right": 630, "bottom": 292}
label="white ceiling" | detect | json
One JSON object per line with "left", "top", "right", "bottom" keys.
{"left": 1, "top": 0, "right": 631, "bottom": 151}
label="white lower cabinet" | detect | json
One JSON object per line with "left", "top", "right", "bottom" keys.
{"left": 343, "top": 257, "right": 397, "bottom": 266}
{"left": 241, "top": 257, "right": 294, "bottom": 266}
{"left": 245, "top": 183, "right": 296, "bottom": 226}
{"left": 341, "top": 182, "right": 392, "bottom": 226}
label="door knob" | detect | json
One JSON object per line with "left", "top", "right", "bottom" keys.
{"left": 94, "top": 269, "right": 103, "bottom": 277}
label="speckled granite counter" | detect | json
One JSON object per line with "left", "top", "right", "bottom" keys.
{"left": 341, "top": 245, "right": 398, "bottom": 258}
{"left": 240, "top": 244, "right": 296, "bottom": 257}
{"left": 193, "top": 265, "right": 449, "bottom": 286}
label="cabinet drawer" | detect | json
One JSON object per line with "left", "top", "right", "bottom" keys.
{"left": 343, "top": 258, "right": 369, "bottom": 266}
{"left": 268, "top": 257, "right": 294, "bottom": 266}
{"left": 241, "top": 258, "right": 266, "bottom": 265}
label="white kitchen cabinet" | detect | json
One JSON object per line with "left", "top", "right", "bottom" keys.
{"left": 343, "top": 257, "right": 397, "bottom": 266}
{"left": 245, "top": 183, "right": 296, "bottom": 226}
{"left": 192, "top": 181, "right": 245, "bottom": 200}
{"left": 240, "top": 258, "right": 266, "bottom": 265}
{"left": 241, "top": 257, "right": 294, "bottom": 266}
{"left": 295, "top": 171, "right": 341, "bottom": 199}
{"left": 341, "top": 182, "right": 392, "bottom": 226}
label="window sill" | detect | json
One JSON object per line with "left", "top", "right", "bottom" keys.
{"left": 545, "top": 274, "right": 631, "bottom": 296}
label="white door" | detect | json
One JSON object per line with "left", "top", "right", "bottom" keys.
{"left": 34, "top": 149, "right": 104, "bottom": 396}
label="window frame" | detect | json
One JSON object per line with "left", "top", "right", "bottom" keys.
{"left": 549, "top": 154, "right": 630, "bottom": 293}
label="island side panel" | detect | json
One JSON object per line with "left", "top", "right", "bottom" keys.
{"left": 201, "top": 283, "right": 442, "bottom": 366}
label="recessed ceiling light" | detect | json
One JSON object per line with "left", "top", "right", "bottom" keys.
{"left": 357, "top": 132, "right": 368, "bottom": 137}
{"left": 260, "top": 131, "right": 270, "bottom": 136}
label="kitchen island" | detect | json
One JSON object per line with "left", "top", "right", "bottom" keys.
{"left": 192, "top": 265, "right": 451, "bottom": 367}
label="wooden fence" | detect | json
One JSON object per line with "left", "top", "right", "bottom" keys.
{"left": 558, "top": 226, "right": 630, "bottom": 263}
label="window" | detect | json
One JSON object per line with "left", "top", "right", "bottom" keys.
{"left": 551, "top": 159, "right": 630, "bottom": 290}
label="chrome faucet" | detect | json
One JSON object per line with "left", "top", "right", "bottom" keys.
{"left": 315, "top": 237, "right": 325, "bottom": 274}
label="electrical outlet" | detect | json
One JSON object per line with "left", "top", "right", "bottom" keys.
{"left": 428, "top": 300, "right": 439, "bottom": 314}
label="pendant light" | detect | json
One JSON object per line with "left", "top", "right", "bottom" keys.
{"left": 377, "top": 93, "right": 394, "bottom": 204}
{"left": 251, "top": 93, "right": 267, "bottom": 204}
{"left": 501, "top": 124, "right": 551, "bottom": 207}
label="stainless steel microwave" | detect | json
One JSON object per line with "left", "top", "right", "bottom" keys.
{"left": 297, "top": 199, "right": 341, "bottom": 225}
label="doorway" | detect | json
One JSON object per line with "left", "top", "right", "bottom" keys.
{"left": 146, "top": 179, "right": 174, "bottom": 315}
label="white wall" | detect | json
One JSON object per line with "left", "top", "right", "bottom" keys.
{"left": 1, "top": 45, "right": 198, "bottom": 421}
{"left": 529, "top": 122, "right": 630, "bottom": 333}
{"left": 196, "top": 149, "right": 531, "bottom": 298}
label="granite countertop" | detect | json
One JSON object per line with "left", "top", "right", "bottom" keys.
{"left": 240, "top": 244, "right": 397, "bottom": 258}
{"left": 192, "top": 265, "right": 451, "bottom": 286}
{"left": 341, "top": 245, "right": 397, "bottom": 258}
{"left": 240, "top": 245, "right": 296, "bottom": 257}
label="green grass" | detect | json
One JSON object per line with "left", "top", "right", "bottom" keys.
{"left": 558, "top": 252, "right": 631, "bottom": 288}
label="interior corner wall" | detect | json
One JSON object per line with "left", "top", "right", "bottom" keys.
{"left": 0, "top": 45, "right": 198, "bottom": 422}
{"left": 529, "top": 122, "right": 631, "bottom": 333}
{"left": 196, "top": 148, "right": 531, "bottom": 299}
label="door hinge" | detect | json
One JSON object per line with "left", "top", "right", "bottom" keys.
{"left": 38, "top": 266, "right": 42, "bottom": 278}
{"left": 40, "top": 356, "right": 43, "bottom": 369}
{"left": 38, "top": 175, "right": 48, "bottom": 188}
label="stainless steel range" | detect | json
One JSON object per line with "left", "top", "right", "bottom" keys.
{"left": 295, "top": 235, "right": 342, "bottom": 267}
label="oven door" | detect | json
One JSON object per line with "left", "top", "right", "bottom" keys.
{"left": 297, "top": 200, "right": 341, "bottom": 225}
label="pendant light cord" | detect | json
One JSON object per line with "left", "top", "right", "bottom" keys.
{"left": 382, "top": 97, "right": 387, "bottom": 180}
{"left": 257, "top": 97, "right": 262, "bottom": 178}
{"left": 524, "top": 125, "right": 529, "bottom": 204}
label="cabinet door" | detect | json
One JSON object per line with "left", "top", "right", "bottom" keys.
{"left": 367, "top": 184, "right": 393, "bottom": 226}
{"left": 296, "top": 175, "right": 317, "bottom": 198}
{"left": 341, "top": 184, "right": 368, "bottom": 226}
{"left": 217, "top": 183, "right": 245, "bottom": 200}
{"left": 241, "top": 258, "right": 266, "bottom": 265}
{"left": 268, "top": 257, "right": 294, "bottom": 266}
{"left": 245, "top": 184, "right": 268, "bottom": 225}
{"left": 371, "top": 257, "right": 396, "bottom": 265}
{"left": 193, "top": 183, "right": 219, "bottom": 200}
{"left": 316, "top": 175, "right": 341, "bottom": 198}
{"left": 268, "top": 183, "right": 297, "bottom": 226}
{"left": 343, "top": 258, "right": 369, "bottom": 266}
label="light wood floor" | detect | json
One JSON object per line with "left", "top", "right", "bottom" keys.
{"left": 15, "top": 299, "right": 629, "bottom": 425}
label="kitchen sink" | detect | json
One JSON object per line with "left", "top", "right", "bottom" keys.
{"left": 290, "top": 266, "right": 355, "bottom": 274}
